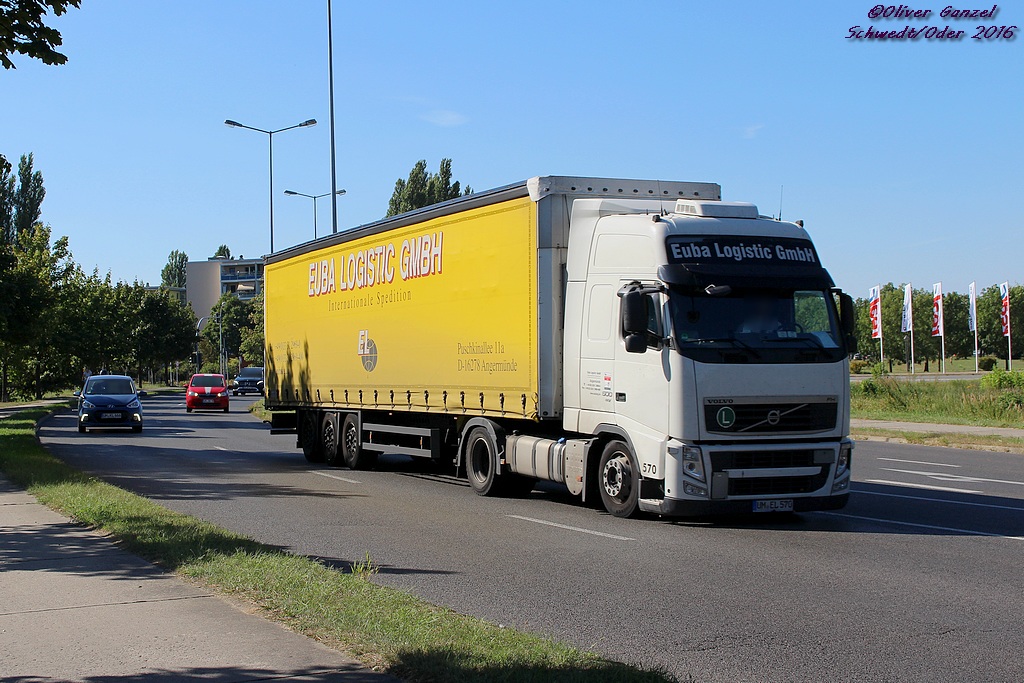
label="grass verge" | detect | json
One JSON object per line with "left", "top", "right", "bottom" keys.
{"left": 851, "top": 427, "right": 1024, "bottom": 454}
{"left": 851, "top": 377, "right": 1024, "bottom": 428}
{"left": 0, "top": 407, "right": 674, "bottom": 683}
{"left": 248, "top": 397, "right": 270, "bottom": 422}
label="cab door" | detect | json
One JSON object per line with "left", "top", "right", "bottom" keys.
{"left": 613, "top": 286, "right": 670, "bottom": 440}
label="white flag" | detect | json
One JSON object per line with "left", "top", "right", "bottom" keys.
{"left": 931, "top": 283, "right": 944, "bottom": 337}
{"left": 968, "top": 281, "right": 977, "bottom": 333}
{"left": 901, "top": 283, "right": 913, "bottom": 333}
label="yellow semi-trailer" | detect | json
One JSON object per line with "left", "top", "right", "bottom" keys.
{"left": 264, "top": 176, "right": 858, "bottom": 518}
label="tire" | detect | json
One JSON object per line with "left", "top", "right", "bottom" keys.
{"left": 465, "top": 426, "right": 501, "bottom": 496}
{"left": 597, "top": 440, "right": 641, "bottom": 518}
{"left": 78, "top": 424, "right": 86, "bottom": 433}
{"left": 322, "top": 413, "right": 341, "bottom": 466}
{"left": 232, "top": 390, "right": 238, "bottom": 396}
{"left": 223, "top": 406, "right": 229, "bottom": 413}
{"left": 132, "top": 426, "right": 142, "bottom": 433}
{"left": 341, "top": 413, "right": 376, "bottom": 470}
{"left": 186, "top": 407, "right": 193, "bottom": 413}
{"left": 301, "top": 411, "right": 325, "bottom": 463}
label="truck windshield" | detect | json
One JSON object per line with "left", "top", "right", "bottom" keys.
{"left": 669, "top": 288, "right": 845, "bottom": 364}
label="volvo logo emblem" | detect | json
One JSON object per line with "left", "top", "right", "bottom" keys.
{"left": 766, "top": 409, "right": 781, "bottom": 426}
{"left": 716, "top": 406, "right": 736, "bottom": 429}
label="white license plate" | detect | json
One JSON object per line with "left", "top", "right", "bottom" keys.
{"left": 101, "top": 412, "right": 120, "bottom": 419}
{"left": 202, "top": 398, "right": 215, "bottom": 404}
{"left": 753, "top": 499, "right": 794, "bottom": 513}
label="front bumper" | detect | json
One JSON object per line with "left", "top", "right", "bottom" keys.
{"left": 186, "top": 395, "right": 229, "bottom": 409}
{"left": 79, "top": 409, "right": 142, "bottom": 428}
{"left": 641, "top": 492, "right": 849, "bottom": 517}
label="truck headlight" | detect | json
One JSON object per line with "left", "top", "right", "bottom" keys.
{"left": 669, "top": 444, "right": 705, "bottom": 483}
{"left": 836, "top": 441, "right": 853, "bottom": 477}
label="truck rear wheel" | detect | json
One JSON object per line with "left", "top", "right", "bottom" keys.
{"left": 465, "top": 427, "right": 501, "bottom": 496}
{"left": 342, "top": 413, "right": 376, "bottom": 470}
{"left": 322, "top": 413, "right": 341, "bottom": 467}
{"left": 301, "top": 411, "right": 325, "bottom": 463}
{"left": 598, "top": 440, "right": 640, "bottom": 518}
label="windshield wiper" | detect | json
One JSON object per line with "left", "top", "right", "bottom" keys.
{"left": 680, "top": 337, "right": 762, "bottom": 359}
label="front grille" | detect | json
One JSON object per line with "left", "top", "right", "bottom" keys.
{"left": 729, "top": 472, "right": 828, "bottom": 496}
{"left": 711, "top": 449, "right": 817, "bottom": 469}
{"left": 705, "top": 402, "right": 837, "bottom": 434}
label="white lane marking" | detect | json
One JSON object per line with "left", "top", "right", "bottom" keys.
{"left": 865, "top": 479, "right": 982, "bottom": 494}
{"left": 856, "top": 488, "right": 1024, "bottom": 512}
{"left": 214, "top": 446, "right": 231, "bottom": 452}
{"left": 507, "top": 514, "right": 634, "bottom": 541}
{"left": 311, "top": 471, "right": 362, "bottom": 485}
{"left": 877, "top": 457, "right": 960, "bottom": 468}
{"left": 881, "top": 468, "right": 1024, "bottom": 487}
{"left": 816, "top": 511, "right": 1024, "bottom": 541}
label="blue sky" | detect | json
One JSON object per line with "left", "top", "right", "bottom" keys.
{"left": 2, "top": 1, "right": 1021, "bottom": 296}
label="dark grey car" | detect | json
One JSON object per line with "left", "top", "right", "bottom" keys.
{"left": 75, "top": 375, "right": 146, "bottom": 433}
{"left": 231, "top": 366, "right": 264, "bottom": 396}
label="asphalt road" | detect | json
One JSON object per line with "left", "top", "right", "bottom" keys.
{"left": 41, "top": 395, "right": 1024, "bottom": 683}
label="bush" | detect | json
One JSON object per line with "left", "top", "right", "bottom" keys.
{"left": 981, "top": 368, "right": 1024, "bottom": 390}
{"left": 849, "top": 359, "right": 869, "bottom": 374}
{"left": 979, "top": 356, "right": 999, "bottom": 371}
{"left": 997, "top": 391, "right": 1024, "bottom": 410}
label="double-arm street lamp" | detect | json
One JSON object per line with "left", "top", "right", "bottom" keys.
{"left": 284, "top": 189, "right": 346, "bottom": 239}
{"left": 224, "top": 118, "right": 317, "bottom": 253}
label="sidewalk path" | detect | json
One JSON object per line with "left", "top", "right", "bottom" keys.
{"left": 851, "top": 418, "right": 1024, "bottom": 439}
{"left": 0, "top": 477, "right": 397, "bottom": 682}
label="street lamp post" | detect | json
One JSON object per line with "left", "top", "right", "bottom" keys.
{"left": 194, "top": 316, "right": 209, "bottom": 374}
{"left": 284, "top": 189, "right": 346, "bottom": 239}
{"left": 327, "top": 0, "right": 339, "bottom": 235}
{"left": 224, "top": 118, "right": 317, "bottom": 253}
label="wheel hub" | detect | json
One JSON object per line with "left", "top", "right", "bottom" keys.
{"left": 603, "top": 457, "right": 628, "bottom": 499}
{"left": 323, "top": 421, "right": 336, "bottom": 452}
{"left": 344, "top": 423, "right": 358, "bottom": 453}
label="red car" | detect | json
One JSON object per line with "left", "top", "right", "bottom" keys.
{"left": 186, "top": 374, "right": 230, "bottom": 413}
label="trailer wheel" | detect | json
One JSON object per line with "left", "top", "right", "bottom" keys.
{"left": 341, "top": 413, "right": 376, "bottom": 470}
{"left": 301, "top": 411, "right": 325, "bottom": 463}
{"left": 465, "top": 426, "right": 501, "bottom": 496}
{"left": 598, "top": 440, "right": 640, "bottom": 518}
{"left": 322, "top": 413, "right": 341, "bottom": 466}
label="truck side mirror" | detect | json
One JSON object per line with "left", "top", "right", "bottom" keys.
{"left": 622, "top": 291, "right": 648, "bottom": 336}
{"left": 624, "top": 333, "right": 647, "bottom": 354}
{"left": 839, "top": 292, "right": 857, "bottom": 355}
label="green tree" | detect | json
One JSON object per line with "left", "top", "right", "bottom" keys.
{"left": 386, "top": 158, "right": 471, "bottom": 217}
{"left": 13, "top": 153, "right": 45, "bottom": 236}
{"left": 0, "top": 0, "right": 82, "bottom": 69}
{"left": 0, "top": 154, "right": 14, "bottom": 246}
{"left": 213, "top": 244, "right": 231, "bottom": 259}
{"left": 238, "top": 289, "right": 265, "bottom": 365}
{"left": 160, "top": 249, "right": 188, "bottom": 288}
{"left": 201, "top": 293, "right": 252, "bottom": 368}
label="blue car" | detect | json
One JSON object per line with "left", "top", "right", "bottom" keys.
{"left": 75, "top": 375, "right": 146, "bottom": 433}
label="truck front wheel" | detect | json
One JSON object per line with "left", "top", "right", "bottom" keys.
{"left": 598, "top": 440, "right": 640, "bottom": 518}
{"left": 342, "top": 413, "right": 376, "bottom": 470}
{"left": 465, "top": 427, "right": 500, "bottom": 496}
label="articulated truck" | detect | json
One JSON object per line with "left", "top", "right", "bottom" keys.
{"left": 264, "top": 176, "right": 856, "bottom": 518}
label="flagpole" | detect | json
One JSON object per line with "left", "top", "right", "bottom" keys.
{"left": 970, "top": 281, "right": 979, "bottom": 373}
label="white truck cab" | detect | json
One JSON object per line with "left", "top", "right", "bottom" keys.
{"left": 562, "top": 196, "right": 854, "bottom": 516}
